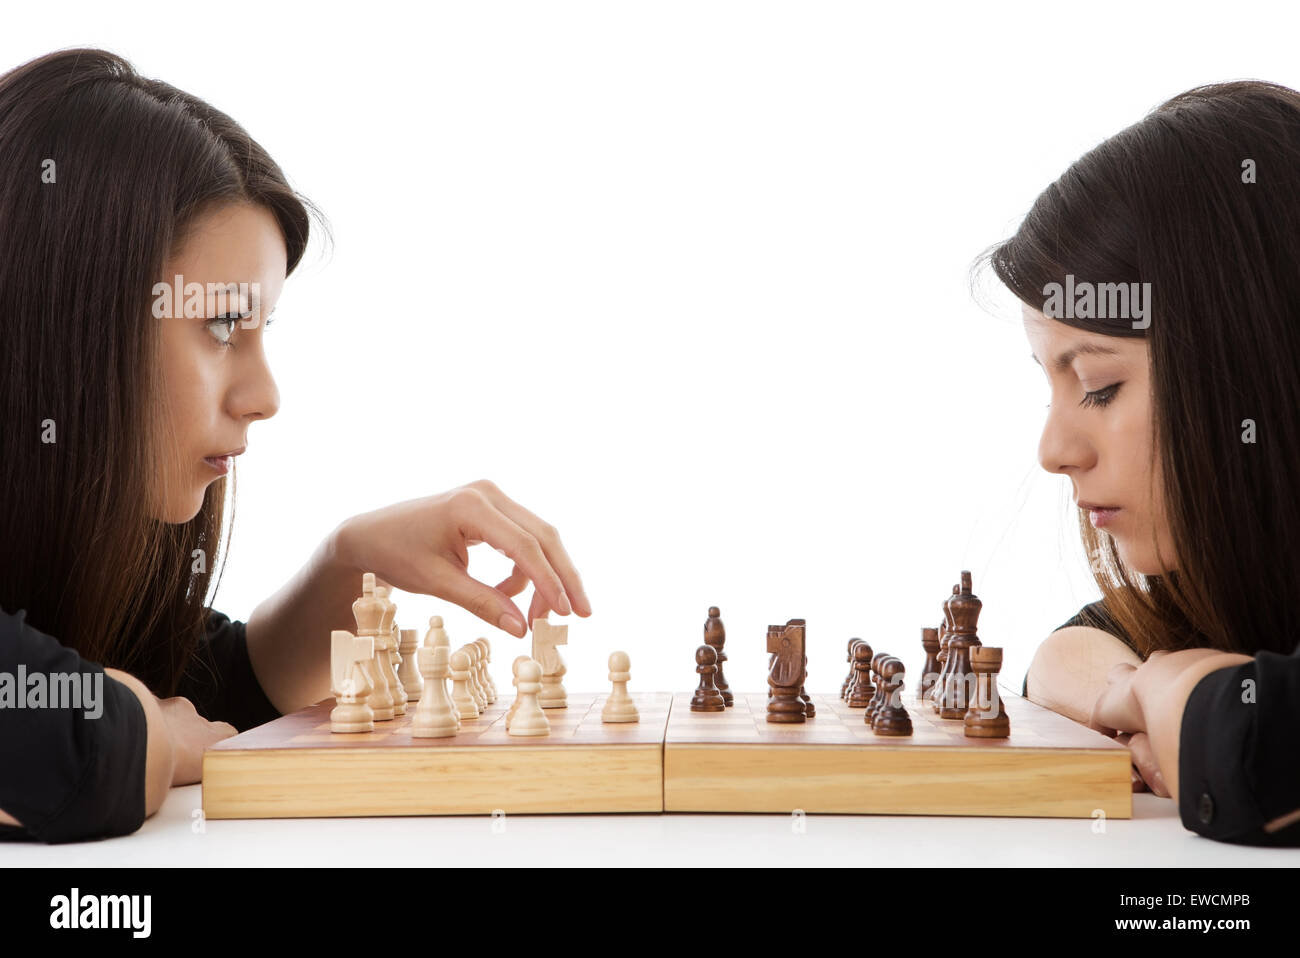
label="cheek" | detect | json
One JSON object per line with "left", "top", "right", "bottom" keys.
{"left": 1105, "top": 395, "right": 1157, "bottom": 488}
{"left": 157, "top": 327, "right": 219, "bottom": 456}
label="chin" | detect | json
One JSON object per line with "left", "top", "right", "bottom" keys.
{"left": 157, "top": 493, "right": 206, "bottom": 525}
{"left": 1114, "top": 538, "right": 1173, "bottom": 577}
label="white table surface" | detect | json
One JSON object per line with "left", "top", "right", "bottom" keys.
{"left": 3, "top": 784, "right": 1295, "bottom": 866}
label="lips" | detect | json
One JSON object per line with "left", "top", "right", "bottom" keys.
{"left": 202, "top": 446, "right": 245, "bottom": 476}
{"left": 1078, "top": 501, "right": 1121, "bottom": 529}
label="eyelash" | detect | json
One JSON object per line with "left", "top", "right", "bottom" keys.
{"left": 1080, "top": 383, "right": 1122, "bottom": 409}
{"left": 208, "top": 312, "right": 275, "bottom": 349}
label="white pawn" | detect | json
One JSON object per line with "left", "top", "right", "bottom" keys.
{"left": 450, "top": 649, "right": 480, "bottom": 720}
{"left": 507, "top": 659, "right": 550, "bottom": 737}
{"left": 474, "top": 638, "right": 497, "bottom": 703}
{"left": 601, "top": 651, "right": 639, "bottom": 724}
{"left": 471, "top": 643, "right": 490, "bottom": 708}
{"left": 504, "top": 655, "right": 530, "bottom": 731}
{"left": 462, "top": 644, "right": 488, "bottom": 710}
{"left": 412, "top": 645, "right": 459, "bottom": 738}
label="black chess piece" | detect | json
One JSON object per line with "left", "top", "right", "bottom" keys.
{"left": 846, "top": 642, "right": 874, "bottom": 708}
{"left": 872, "top": 657, "right": 913, "bottom": 736}
{"left": 705, "top": 606, "right": 734, "bottom": 707}
{"left": 690, "top": 644, "right": 726, "bottom": 712}
{"left": 766, "top": 620, "right": 807, "bottom": 724}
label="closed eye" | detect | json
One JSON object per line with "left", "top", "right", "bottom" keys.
{"left": 1080, "top": 383, "right": 1122, "bottom": 409}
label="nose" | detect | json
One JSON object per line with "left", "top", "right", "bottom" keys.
{"left": 232, "top": 339, "right": 280, "bottom": 424}
{"left": 1037, "top": 400, "right": 1095, "bottom": 477}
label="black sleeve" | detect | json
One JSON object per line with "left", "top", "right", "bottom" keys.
{"left": 174, "top": 609, "right": 281, "bottom": 732}
{"left": 0, "top": 607, "right": 147, "bottom": 844}
{"left": 1022, "top": 599, "right": 1142, "bottom": 696}
{"left": 1177, "top": 649, "right": 1300, "bottom": 846}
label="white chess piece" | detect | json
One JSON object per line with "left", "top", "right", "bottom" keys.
{"left": 411, "top": 645, "right": 459, "bottom": 738}
{"left": 449, "top": 649, "right": 480, "bottom": 720}
{"left": 504, "top": 655, "right": 529, "bottom": 731}
{"left": 397, "top": 628, "right": 422, "bottom": 702}
{"left": 354, "top": 573, "right": 394, "bottom": 721}
{"left": 388, "top": 629, "right": 407, "bottom": 713}
{"left": 531, "top": 617, "right": 569, "bottom": 709}
{"left": 462, "top": 644, "right": 487, "bottom": 710}
{"left": 507, "top": 659, "right": 550, "bottom": 737}
{"left": 330, "top": 630, "right": 376, "bottom": 733}
{"left": 472, "top": 643, "right": 490, "bottom": 708}
{"left": 474, "top": 638, "right": 497, "bottom": 703}
{"left": 601, "top": 650, "right": 639, "bottom": 724}
{"left": 423, "top": 615, "right": 450, "bottom": 650}
{"left": 375, "top": 586, "right": 407, "bottom": 715}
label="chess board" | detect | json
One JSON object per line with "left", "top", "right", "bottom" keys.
{"left": 202, "top": 687, "right": 1131, "bottom": 820}
{"left": 663, "top": 690, "right": 1132, "bottom": 818}
{"left": 201, "top": 692, "right": 673, "bottom": 819}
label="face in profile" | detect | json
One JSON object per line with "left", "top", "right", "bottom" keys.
{"left": 1022, "top": 305, "right": 1177, "bottom": 576}
{"left": 152, "top": 203, "right": 286, "bottom": 523}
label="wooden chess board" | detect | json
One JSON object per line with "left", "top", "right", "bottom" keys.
{"left": 201, "top": 688, "right": 1131, "bottom": 821}
{"left": 664, "top": 690, "right": 1132, "bottom": 818}
{"left": 201, "top": 693, "right": 673, "bottom": 818}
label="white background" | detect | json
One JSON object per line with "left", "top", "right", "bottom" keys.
{"left": 7, "top": 1, "right": 1298, "bottom": 696}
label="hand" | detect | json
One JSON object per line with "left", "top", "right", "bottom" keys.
{"left": 158, "top": 696, "right": 237, "bottom": 786}
{"left": 1088, "top": 664, "right": 1164, "bottom": 796}
{"left": 334, "top": 479, "right": 592, "bottom": 639}
{"left": 1115, "top": 731, "right": 1170, "bottom": 797}
{"left": 1089, "top": 661, "right": 1144, "bottom": 737}
{"left": 1091, "top": 649, "right": 1249, "bottom": 800}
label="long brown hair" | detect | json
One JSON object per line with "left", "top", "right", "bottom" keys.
{"left": 984, "top": 81, "right": 1300, "bottom": 657}
{"left": 0, "top": 49, "right": 315, "bottom": 695}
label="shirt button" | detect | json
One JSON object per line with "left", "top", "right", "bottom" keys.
{"left": 1198, "top": 793, "right": 1215, "bottom": 825}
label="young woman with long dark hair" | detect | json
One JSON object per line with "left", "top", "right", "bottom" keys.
{"left": 0, "top": 49, "right": 590, "bottom": 843}
{"left": 989, "top": 81, "right": 1300, "bottom": 845}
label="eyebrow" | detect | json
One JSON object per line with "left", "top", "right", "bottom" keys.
{"left": 211, "top": 303, "right": 276, "bottom": 318}
{"left": 1030, "top": 342, "right": 1121, "bottom": 372}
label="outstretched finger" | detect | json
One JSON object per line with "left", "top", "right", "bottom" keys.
{"left": 433, "top": 562, "right": 528, "bottom": 639}
{"left": 470, "top": 482, "right": 591, "bottom": 616}
{"left": 526, "top": 589, "right": 553, "bottom": 631}
{"left": 457, "top": 493, "right": 569, "bottom": 619}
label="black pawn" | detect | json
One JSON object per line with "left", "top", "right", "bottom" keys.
{"left": 841, "top": 638, "right": 861, "bottom": 699}
{"left": 846, "top": 642, "right": 875, "bottom": 708}
{"left": 872, "top": 657, "right": 913, "bottom": 736}
{"left": 691, "top": 644, "right": 726, "bottom": 712}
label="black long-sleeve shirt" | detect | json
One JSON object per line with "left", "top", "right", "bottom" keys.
{"left": 0, "top": 606, "right": 280, "bottom": 843}
{"left": 1040, "top": 600, "right": 1300, "bottom": 846}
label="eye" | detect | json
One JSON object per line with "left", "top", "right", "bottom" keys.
{"left": 1080, "top": 383, "right": 1122, "bottom": 409}
{"left": 207, "top": 311, "right": 261, "bottom": 348}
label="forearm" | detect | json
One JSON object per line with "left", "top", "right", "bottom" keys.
{"left": 1138, "top": 652, "right": 1253, "bottom": 801}
{"left": 104, "top": 668, "right": 174, "bottom": 815}
{"left": 245, "top": 523, "right": 365, "bottom": 714}
{"left": 1026, "top": 626, "right": 1142, "bottom": 724}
